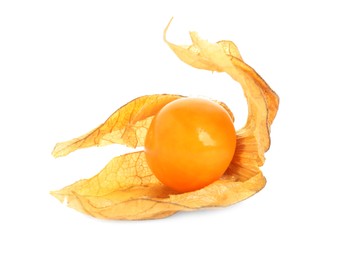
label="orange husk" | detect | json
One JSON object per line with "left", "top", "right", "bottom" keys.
{"left": 51, "top": 20, "right": 279, "bottom": 220}
{"left": 52, "top": 94, "right": 183, "bottom": 157}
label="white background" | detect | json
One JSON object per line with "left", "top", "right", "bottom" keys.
{"left": 1, "top": 0, "right": 340, "bottom": 259}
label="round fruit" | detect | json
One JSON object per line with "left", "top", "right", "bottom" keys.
{"left": 144, "top": 98, "right": 236, "bottom": 192}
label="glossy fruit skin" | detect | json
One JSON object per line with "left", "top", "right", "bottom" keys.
{"left": 144, "top": 98, "right": 236, "bottom": 193}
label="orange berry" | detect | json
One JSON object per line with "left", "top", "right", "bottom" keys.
{"left": 145, "top": 98, "right": 236, "bottom": 192}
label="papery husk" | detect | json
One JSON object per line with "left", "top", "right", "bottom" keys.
{"left": 51, "top": 20, "right": 279, "bottom": 220}
{"left": 51, "top": 151, "right": 266, "bottom": 220}
{"left": 52, "top": 94, "right": 183, "bottom": 158}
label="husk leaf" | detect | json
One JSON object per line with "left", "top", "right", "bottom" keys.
{"left": 51, "top": 20, "right": 279, "bottom": 220}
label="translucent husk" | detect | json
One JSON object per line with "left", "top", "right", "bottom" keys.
{"left": 51, "top": 20, "right": 279, "bottom": 220}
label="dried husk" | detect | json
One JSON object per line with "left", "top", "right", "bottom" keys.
{"left": 51, "top": 20, "right": 279, "bottom": 220}
{"left": 52, "top": 94, "right": 183, "bottom": 157}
